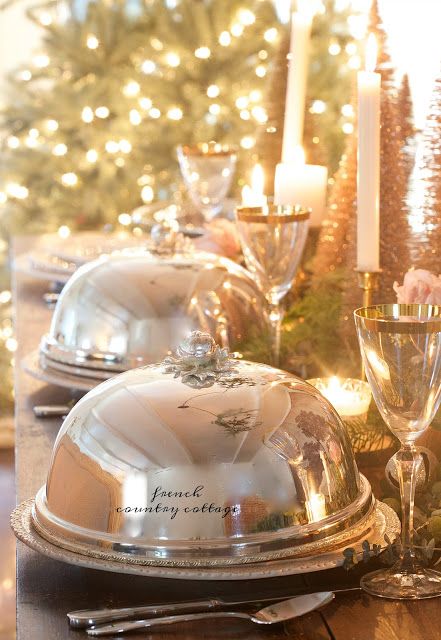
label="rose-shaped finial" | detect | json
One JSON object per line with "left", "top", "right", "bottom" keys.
{"left": 393, "top": 269, "right": 441, "bottom": 304}
{"left": 162, "top": 331, "right": 236, "bottom": 388}
{"left": 176, "top": 331, "right": 217, "bottom": 360}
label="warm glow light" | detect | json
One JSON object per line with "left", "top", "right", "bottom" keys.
{"left": 7, "top": 136, "right": 20, "bottom": 149}
{"left": 61, "top": 172, "right": 78, "bottom": 186}
{"left": 105, "top": 140, "right": 119, "bottom": 154}
{"left": 19, "top": 70, "right": 32, "bottom": 81}
{"left": 310, "top": 99, "right": 326, "bottom": 114}
{"left": 209, "top": 103, "right": 220, "bottom": 115}
{"left": 5, "top": 337, "right": 17, "bottom": 352}
{"left": 141, "top": 185, "right": 154, "bottom": 203}
{"left": 240, "top": 136, "right": 255, "bottom": 149}
{"left": 165, "top": 52, "right": 180, "bottom": 67}
{"left": 230, "top": 23, "right": 244, "bottom": 37}
{"left": 341, "top": 103, "right": 354, "bottom": 117}
{"left": 240, "top": 109, "right": 250, "bottom": 120}
{"left": 139, "top": 97, "right": 152, "bottom": 110}
{"left": 264, "top": 27, "right": 278, "bottom": 43}
{"left": 255, "top": 65, "right": 266, "bottom": 77}
{"left": 297, "top": 0, "right": 319, "bottom": 19}
{"left": 207, "top": 84, "right": 220, "bottom": 98}
{"left": 236, "top": 96, "right": 248, "bottom": 109}
{"left": 149, "top": 107, "right": 161, "bottom": 119}
{"left": 306, "top": 492, "right": 326, "bottom": 522}
{"left": 365, "top": 33, "right": 377, "bottom": 72}
{"left": 195, "top": 46, "right": 211, "bottom": 59}
{"left": 342, "top": 122, "right": 354, "bottom": 134}
{"left": 53, "top": 143, "right": 68, "bottom": 156}
{"left": 123, "top": 81, "right": 140, "bottom": 97}
{"left": 95, "top": 105, "right": 110, "bottom": 118}
{"left": 129, "top": 109, "right": 142, "bottom": 125}
{"left": 237, "top": 8, "right": 255, "bottom": 25}
{"left": 118, "top": 213, "right": 132, "bottom": 225}
{"left": 33, "top": 54, "right": 49, "bottom": 68}
{"left": 46, "top": 119, "right": 59, "bottom": 131}
{"left": 0, "top": 290, "right": 12, "bottom": 304}
{"left": 167, "top": 107, "right": 183, "bottom": 120}
{"left": 251, "top": 106, "right": 268, "bottom": 123}
{"left": 87, "top": 34, "right": 99, "bottom": 49}
{"left": 81, "top": 106, "right": 94, "bottom": 123}
{"left": 6, "top": 183, "right": 28, "bottom": 199}
{"left": 86, "top": 149, "right": 98, "bottom": 163}
{"left": 219, "top": 31, "right": 231, "bottom": 46}
{"left": 39, "top": 11, "right": 52, "bottom": 25}
{"left": 141, "top": 59, "right": 156, "bottom": 74}
{"left": 328, "top": 42, "right": 341, "bottom": 56}
{"left": 0, "top": 192, "right": 7, "bottom": 204}
{"left": 292, "top": 145, "right": 306, "bottom": 165}
{"left": 119, "top": 139, "right": 132, "bottom": 153}
{"left": 249, "top": 89, "right": 262, "bottom": 102}
{"left": 58, "top": 225, "right": 70, "bottom": 238}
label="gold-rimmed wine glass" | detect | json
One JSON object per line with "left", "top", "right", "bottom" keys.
{"left": 235, "top": 204, "right": 310, "bottom": 366}
{"left": 354, "top": 303, "right": 441, "bottom": 599}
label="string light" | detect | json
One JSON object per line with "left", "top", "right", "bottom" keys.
{"left": 249, "top": 89, "right": 262, "bottom": 102}
{"left": 86, "top": 149, "right": 98, "bottom": 163}
{"left": 209, "top": 104, "right": 220, "bottom": 115}
{"left": 264, "top": 28, "right": 278, "bottom": 43}
{"left": 207, "top": 84, "right": 220, "bottom": 98}
{"left": 141, "top": 60, "right": 156, "bottom": 74}
{"left": 123, "top": 81, "right": 140, "bottom": 97}
{"left": 18, "top": 70, "right": 32, "bottom": 81}
{"left": 342, "top": 122, "right": 354, "bottom": 134}
{"left": 240, "top": 109, "right": 250, "bottom": 120}
{"left": 310, "top": 99, "right": 327, "bottom": 114}
{"left": 95, "top": 106, "right": 110, "bottom": 118}
{"left": 118, "top": 213, "right": 131, "bottom": 225}
{"left": 149, "top": 107, "right": 161, "bottom": 119}
{"left": 46, "top": 119, "right": 59, "bottom": 131}
{"left": 87, "top": 34, "right": 99, "bottom": 49}
{"left": 5, "top": 338, "right": 17, "bottom": 353}
{"left": 167, "top": 107, "right": 183, "bottom": 120}
{"left": 236, "top": 96, "right": 248, "bottom": 109}
{"left": 115, "top": 158, "right": 125, "bottom": 167}
{"left": 25, "top": 137, "right": 38, "bottom": 148}
{"left": 29, "top": 128, "right": 39, "bottom": 138}
{"left": 6, "top": 183, "right": 28, "bottom": 199}
{"left": 0, "top": 291, "right": 12, "bottom": 304}
{"left": 195, "top": 47, "right": 211, "bottom": 59}
{"left": 33, "top": 54, "right": 50, "bottom": 68}
{"left": 328, "top": 42, "right": 341, "bottom": 55}
{"left": 240, "top": 136, "right": 255, "bottom": 149}
{"left": 0, "top": 192, "right": 7, "bottom": 204}
{"left": 165, "top": 52, "right": 180, "bottom": 67}
{"left": 105, "top": 140, "right": 119, "bottom": 154}
{"left": 341, "top": 103, "right": 354, "bottom": 117}
{"left": 345, "top": 42, "right": 357, "bottom": 55}
{"left": 61, "top": 172, "right": 78, "bottom": 186}
{"left": 7, "top": 137, "right": 20, "bottom": 149}
{"left": 237, "top": 9, "right": 255, "bottom": 25}
{"left": 255, "top": 65, "right": 266, "bottom": 77}
{"left": 141, "top": 185, "right": 154, "bottom": 203}
{"left": 219, "top": 31, "right": 231, "bottom": 46}
{"left": 58, "top": 225, "right": 71, "bottom": 238}
{"left": 258, "top": 50, "right": 268, "bottom": 60}
{"left": 53, "top": 143, "right": 68, "bottom": 156}
{"left": 139, "top": 97, "right": 152, "bottom": 110}
{"left": 119, "top": 139, "right": 132, "bottom": 153}
{"left": 38, "top": 11, "right": 52, "bottom": 26}
{"left": 251, "top": 106, "right": 268, "bottom": 123}
{"left": 129, "top": 109, "right": 142, "bottom": 125}
{"left": 151, "top": 38, "right": 163, "bottom": 51}
{"left": 81, "top": 106, "right": 94, "bottom": 123}
{"left": 348, "top": 55, "right": 361, "bottom": 69}
{"left": 230, "top": 23, "right": 244, "bottom": 37}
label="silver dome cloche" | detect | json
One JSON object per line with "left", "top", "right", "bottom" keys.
{"left": 39, "top": 229, "right": 266, "bottom": 382}
{"left": 32, "top": 332, "right": 376, "bottom": 567}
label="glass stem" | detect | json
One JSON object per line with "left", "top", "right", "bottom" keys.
{"left": 395, "top": 444, "right": 421, "bottom": 569}
{"left": 268, "top": 301, "right": 283, "bottom": 367}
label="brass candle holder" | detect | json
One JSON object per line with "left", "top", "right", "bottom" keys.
{"left": 356, "top": 270, "right": 381, "bottom": 379}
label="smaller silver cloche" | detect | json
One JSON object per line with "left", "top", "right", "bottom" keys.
{"left": 39, "top": 222, "right": 266, "bottom": 381}
{"left": 33, "top": 332, "right": 376, "bottom": 567}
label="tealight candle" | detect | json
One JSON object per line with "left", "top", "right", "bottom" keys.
{"left": 306, "top": 492, "right": 326, "bottom": 522}
{"left": 241, "top": 163, "right": 267, "bottom": 208}
{"left": 307, "top": 377, "right": 372, "bottom": 421}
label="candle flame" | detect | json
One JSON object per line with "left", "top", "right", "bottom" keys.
{"left": 365, "top": 33, "right": 377, "bottom": 73}
{"left": 296, "top": 0, "right": 319, "bottom": 19}
{"left": 251, "top": 163, "right": 264, "bottom": 196}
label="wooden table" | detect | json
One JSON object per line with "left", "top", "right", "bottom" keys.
{"left": 13, "top": 236, "right": 441, "bottom": 640}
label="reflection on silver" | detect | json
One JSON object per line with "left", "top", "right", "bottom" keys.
{"left": 39, "top": 248, "right": 266, "bottom": 380}
{"left": 33, "top": 335, "right": 375, "bottom": 566}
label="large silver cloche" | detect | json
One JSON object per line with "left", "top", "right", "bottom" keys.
{"left": 39, "top": 228, "right": 266, "bottom": 381}
{"left": 33, "top": 332, "right": 375, "bottom": 567}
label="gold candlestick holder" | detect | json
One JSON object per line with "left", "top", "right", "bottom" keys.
{"left": 356, "top": 270, "right": 381, "bottom": 379}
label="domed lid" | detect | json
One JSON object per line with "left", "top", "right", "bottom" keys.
{"left": 39, "top": 232, "right": 266, "bottom": 378}
{"left": 33, "top": 332, "right": 374, "bottom": 566}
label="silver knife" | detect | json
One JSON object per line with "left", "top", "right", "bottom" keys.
{"left": 33, "top": 405, "right": 71, "bottom": 419}
{"left": 86, "top": 592, "right": 335, "bottom": 636}
{"left": 68, "top": 587, "right": 359, "bottom": 628}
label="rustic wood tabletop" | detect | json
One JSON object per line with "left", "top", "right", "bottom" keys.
{"left": 12, "top": 236, "right": 441, "bottom": 640}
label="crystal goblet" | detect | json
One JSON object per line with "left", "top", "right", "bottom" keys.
{"left": 354, "top": 303, "right": 441, "bottom": 599}
{"left": 177, "top": 143, "right": 237, "bottom": 222}
{"left": 235, "top": 204, "right": 310, "bottom": 366}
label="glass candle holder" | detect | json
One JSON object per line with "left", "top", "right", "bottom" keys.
{"left": 307, "top": 377, "right": 372, "bottom": 423}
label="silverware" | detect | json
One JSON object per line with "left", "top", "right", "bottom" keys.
{"left": 33, "top": 405, "right": 71, "bottom": 418}
{"left": 68, "top": 588, "right": 358, "bottom": 629}
{"left": 42, "top": 292, "right": 60, "bottom": 307}
{"left": 86, "top": 592, "right": 335, "bottom": 636}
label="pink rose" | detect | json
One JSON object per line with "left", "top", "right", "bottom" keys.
{"left": 393, "top": 269, "right": 441, "bottom": 304}
{"left": 194, "top": 218, "right": 241, "bottom": 259}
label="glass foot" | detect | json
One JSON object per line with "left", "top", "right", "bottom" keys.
{"left": 361, "top": 563, "right": 441, "bottom": 600}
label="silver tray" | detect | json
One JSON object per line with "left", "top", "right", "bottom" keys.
{"left": 11, "top": 498, "right": 399, "bottom": 581}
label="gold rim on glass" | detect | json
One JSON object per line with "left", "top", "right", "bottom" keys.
{"left": 236, "top": 204, "right": 310, "bottom": 224}
{"left": 354, "top": 303, "right": 441, "bottom": 333}
{"left": 179, "top": 142, "right": 237, "bottom": 157}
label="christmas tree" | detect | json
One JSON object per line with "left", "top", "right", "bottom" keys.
{"left": 0, "top": 0, "right": 279, "bottom": 237}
